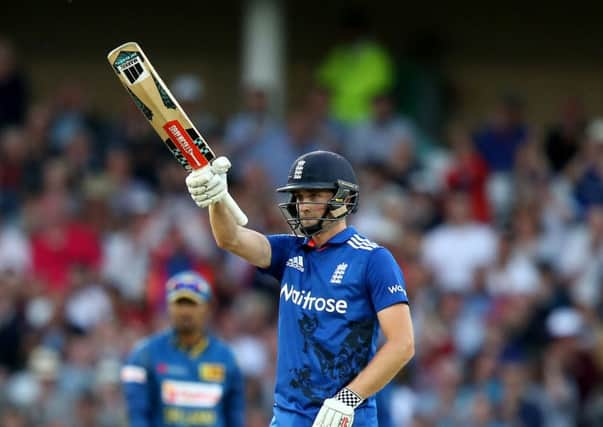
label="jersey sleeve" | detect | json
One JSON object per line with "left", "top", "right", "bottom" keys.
{"left": 258, "top": 234, "right": 297, "bottom": 282}
{"left": 121, "top": 340, "right": 153, "bottom": 427}
{"left": 366, "top": 247, "right": 409, "bottom": 313}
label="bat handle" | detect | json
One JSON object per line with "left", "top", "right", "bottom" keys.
{"left": 223, "top": 193, "right": 248, "bottom": 226}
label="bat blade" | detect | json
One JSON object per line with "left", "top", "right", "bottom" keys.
{"left": 107, "top": 42, "right": 248, "bottom": 225}
{"left": 107, "top": 42, "right": 213, "bottom": 171}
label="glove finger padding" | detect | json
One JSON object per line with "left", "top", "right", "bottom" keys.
{"left": 193, "top": 174, "right": 228, "bottom": 207}
{"left": 211, "top": 156, "right": 231, "bottom": 174}
{"left": 203, "top": 174, "right": 226, "bottom": 195}
{"left": 186, "top": 157, "right": 232, "bottom": 209}
{"left": 186, "top": 166, "right": 214, "bottom": 188}
{"left": 189, "top": 175, "right": 223, "bottom": 197}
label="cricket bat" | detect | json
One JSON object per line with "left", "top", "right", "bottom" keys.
{"left": 107, "top": 42, "right": 248, "bottom": 225}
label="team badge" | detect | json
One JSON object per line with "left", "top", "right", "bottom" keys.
{"left": 330, "top": 263, "right": 348, "bottom": 284}
{"left": 199, "top": 363, "right": 225, "bottom": 382}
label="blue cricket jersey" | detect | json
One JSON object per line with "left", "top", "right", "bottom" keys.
{"left": 122, "top": 330, "right": 244, "bottom": 427}
{"left": 261, "top": 226, "right": 409, "bottom": 426}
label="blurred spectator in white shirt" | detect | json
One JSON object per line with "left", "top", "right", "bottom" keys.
{"left": 423, "top": 190, "right": 498, "bottom": 293}
{"left": 557, "top": 205, "right": 603, "bottom": 308}
{"left": 486, "top": 231, "right": 540, "bottom": 297}
{"left": 0, "top": 221, "right": 30, "bottom": 275}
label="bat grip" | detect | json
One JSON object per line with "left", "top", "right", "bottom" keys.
{"left": 223, "top": 193, "right": 248, "bottom": 226}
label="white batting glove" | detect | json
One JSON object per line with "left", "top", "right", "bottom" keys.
{"left": 185, "top": 156, "right": 231, "bottom": 208}
{"left": 312, "top": 388, "right": 363, "bottom": 427}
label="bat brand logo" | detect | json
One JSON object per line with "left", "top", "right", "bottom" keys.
{"left": 163, "top": 121, "right": 207, "bottom": 168}
{"left": 115, "top": 53, "right": 149, "bottom": 85}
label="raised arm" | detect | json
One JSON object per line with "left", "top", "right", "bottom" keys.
{"left": 209, "top": 200, "right": 271, "bottom": 268}
{"left": 186, "top": 156, "right": 271, "bottom": 268}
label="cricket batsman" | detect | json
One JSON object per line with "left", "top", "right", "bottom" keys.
{"left": 185, "top": 151, "right": 414, "bottom": 426}
{"left": 121, "top": 271, "right": 244, "bottom": 427}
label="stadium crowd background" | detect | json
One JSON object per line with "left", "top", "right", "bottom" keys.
{"left": 1, "top": 6, "right": 603, "bottom": 427}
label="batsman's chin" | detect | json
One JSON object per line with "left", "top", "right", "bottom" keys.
{"left": 299, "top": 218, "right": 319, "bottom": 228}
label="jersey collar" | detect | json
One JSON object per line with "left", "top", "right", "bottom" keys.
{"left": 170, "top": 330, "right": 209, "bottom": 357}
{"left": 304, "top": 226, "right": 357, "bottom": 248}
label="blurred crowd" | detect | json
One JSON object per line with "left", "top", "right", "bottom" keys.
{"left": 1, "top": 15, "right": 603, "bottom": 427}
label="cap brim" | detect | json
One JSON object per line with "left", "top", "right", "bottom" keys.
{"left": 276, "top": 183, "right": 337, "bottom": 192}
{"left": 168, "top": 291, "right": 206, "bottom": 304}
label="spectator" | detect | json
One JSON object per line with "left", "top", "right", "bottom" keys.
{"left": 170, "top": 73, "right": 219, "bottom": 139}
{"left": 223, "top": 85, "right": 282, "bottom": 178}
{"left": 485, "top": 231, "right": 540, "bottom": 297}
{"left": 347, "top": 92, "right": 416, "bottom": 171}
{"left": 444, "top": 121, "right": 491, "bottom": 222}
{"left": 474, "top": 93, "right": 529, "bottom": 173}
{"left": 0, "top": 127, "right": 30, "bottom": 215}
{"left": 544, "top": 96, "right": 586, "bottom": 174}
{"left": 545, "top": 307, "right": 601, "bottom": 424}
{"left": 557, "top": 205, "right": 603, "bottom": 309}
{"left": 29, "top": 192, "right": 101, "bottom": 294}
{"left": 316, "top": 6, "right": 394, "bottom": 123}
{"left": 498, "top": 356, "right": 544, "bottom": 427}
{"left": 474, "top": 94, "right": 530, "bottom": 222}
{"left": 422, "top": 190, "right": 498, "bottom": 293}
{"left": 0, "top": 274, "right": 27, "bottom": 372}
{"left": 0, "top": 38, "right": 28, "bottom": 129}
{"left": 0, "top": 219, "right": 30, "bottom": 275}
{"left": 303, "top": 85, "right": 346, "bottom": 153}
{"left": 573, "top": 118, "right": 603, "bottom": 214}
{"left": 101, "top": 186, "right": 156, "bottom": 302}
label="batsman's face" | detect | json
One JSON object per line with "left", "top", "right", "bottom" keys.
{"left": 295, "top": 190, "right": 333, "bottom": 227}
{"left": 168, "top": 298, "right": 209, "bottom": 334}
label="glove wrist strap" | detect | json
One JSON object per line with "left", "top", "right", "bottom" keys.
{"left": 335, "top": 387, "right": 364, "bottom": 409}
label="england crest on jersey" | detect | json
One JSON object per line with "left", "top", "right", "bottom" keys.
{"left": 330, "top": 263, "right": 348, "bottom": 284}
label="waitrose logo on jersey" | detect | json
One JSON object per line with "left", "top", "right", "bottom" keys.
{"left": 280, "top": 283, "right": 348, "bottom": 314}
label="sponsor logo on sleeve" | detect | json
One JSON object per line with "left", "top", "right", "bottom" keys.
{"left": 121, "top": 365, "right": 147, "bottom": 383}
{"left": 388, "top": 284, "right": 407, "bottom": 296}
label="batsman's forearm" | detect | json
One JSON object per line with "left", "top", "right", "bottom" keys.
{"left": 208, "top": 200, "right": 271, "bottom": 268}
{"left": 346, "top": 338, "right": 414, "bottom": 399}
{"left": 209, "top": 200, "right": 240, "bottom": 250}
